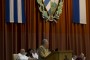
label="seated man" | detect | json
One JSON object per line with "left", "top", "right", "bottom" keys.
{"left": 32, "top": 49, "right": 38, "bottom": 59}
{"left": 17, "top": 49, "right": 31, "bottom": 60}
{"left": 26, "top": 49, "right": 33, "bottom": 58}
{"left": 76, "top": 53, "right": 86, "bottom": 60}
{"left": 38, "top": 39, "right": 51, "bottom": 60}
{"left": 80, "top": 53, "right": 86, "bottom": 60}
{"left": 72, "top": 55, "right": 77, "bottom": 60}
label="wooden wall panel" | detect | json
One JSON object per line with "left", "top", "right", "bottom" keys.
{"left": 0, "top": 0, "right": 90, "bottom": 60}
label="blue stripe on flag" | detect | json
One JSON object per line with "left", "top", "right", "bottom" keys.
{"left": 21, "top": 0, "right": 26, "bottom": 23}
{"left": 73, "top": 0, "right": 80, "bottom": 23}
{"left": 14, "top": 0, "right": 18, "bottom": 23}
{"left": 6, "top": 0, "right": 10, "bottom": 22}
{"left": 5, "top": 0, "right": 26, "bottom": 23}
{"left": 44, "top": 0, "right": 50, "bottom": 6}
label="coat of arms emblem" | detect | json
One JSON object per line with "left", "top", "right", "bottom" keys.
{"left": 37, "top": 0, "right": 64, "bottom": 23}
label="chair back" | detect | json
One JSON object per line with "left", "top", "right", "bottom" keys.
{"left": 13, "top": 54, "right": 19, "bottom": 60}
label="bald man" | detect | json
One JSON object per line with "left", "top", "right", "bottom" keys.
{"left": 17, "top": 49, "right": 33, "bottom": 60}
{"left": 38, "top": 39, "right": 51, "bottom": 60}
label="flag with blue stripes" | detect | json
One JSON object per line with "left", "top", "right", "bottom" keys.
{"left": 43, "top": 0, "right": 59, "bottom": 15}
{"left": 6, "top": 0, "right": 25, "bottom": 23}
{"left": 72, "top": 0, "right": 86, "bottom": 24}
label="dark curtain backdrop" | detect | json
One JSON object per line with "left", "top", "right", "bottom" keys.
{"left": 0, "top": 0, "right": 90, "bottom": 60}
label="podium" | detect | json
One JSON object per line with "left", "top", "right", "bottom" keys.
{"left": 43, "top": 51, "right": 72, "bottom": 60}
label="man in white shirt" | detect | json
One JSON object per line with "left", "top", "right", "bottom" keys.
{"left": 72, "top": 58, "right": 74, "bottom": 60}
{"left": 72, "top": 55, "right": 77, "bottom": 60}
{"left": 17, "top": 49, "right": 30, "bottom": 60}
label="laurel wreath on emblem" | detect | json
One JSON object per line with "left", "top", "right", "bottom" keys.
{"left": 37, "top": 0, "right": 63, "bottom": 23}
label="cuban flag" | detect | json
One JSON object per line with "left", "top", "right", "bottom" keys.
{"left": 73, "top": 0, "right": 86, "bottom": 24}
{"left": 6, "top": 0, "right": 25, "bottom": 23}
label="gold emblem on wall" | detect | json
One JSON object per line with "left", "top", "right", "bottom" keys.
{"left": 37, "top": 0, "right": 64, "bottom": 23}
